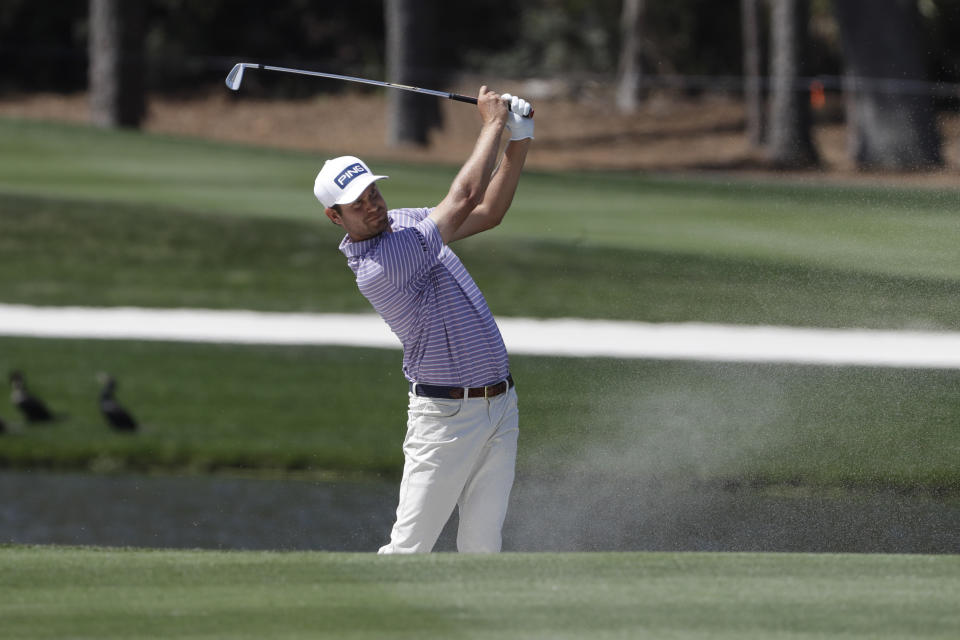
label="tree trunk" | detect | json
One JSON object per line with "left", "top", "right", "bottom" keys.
{"left": 741, "top": 0, "right": 764, "bottom": 147}
{"left": 88, "top": 0, "right": 145, "bottom": 129}
{"left": 833, "top": 0, "right": 941, "bottom": 170}
{"left": 615, "top": 0, "right": 645, "bottom": 114}
{"left": 766, "top": 0, "right": 818, "bottom": 168}
{"left": 385, "top": 0, "right": 442, "bottom": 147}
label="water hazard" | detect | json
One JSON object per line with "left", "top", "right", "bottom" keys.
{"left": 2, "top": 471, "right": 958, "bottom": 553}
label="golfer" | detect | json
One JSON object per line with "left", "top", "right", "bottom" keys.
{"left": 314, "top": 87, "right": 533, "bottom": 553}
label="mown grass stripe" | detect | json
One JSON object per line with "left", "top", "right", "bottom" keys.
{"left": 2, "top": 546, "right": 959, "bottom": 640}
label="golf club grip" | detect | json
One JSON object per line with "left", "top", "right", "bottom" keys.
{"left": 448, "top": 93, "right": 478, "bottom": 105}
{"left": 448, "top": 93, "right": 534, "bottom": 118}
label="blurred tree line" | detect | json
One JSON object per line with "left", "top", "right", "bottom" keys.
{"left": 3, "top": 0, "right": 959, "bottom": 169}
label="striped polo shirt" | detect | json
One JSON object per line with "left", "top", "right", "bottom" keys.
{"left": 339, "top": 207, "right": 510, "bottom": 387}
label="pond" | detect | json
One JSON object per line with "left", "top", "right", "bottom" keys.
{"left": 2, "top": 471, "right": 958, "bottom": 553}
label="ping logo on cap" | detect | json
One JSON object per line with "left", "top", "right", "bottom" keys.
{"left": 335, "top": 163, "right": 368, "bottom": 188}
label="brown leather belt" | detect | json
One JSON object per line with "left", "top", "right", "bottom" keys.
{"left": 411, "top": 375, "right": 514, "bottom": 400}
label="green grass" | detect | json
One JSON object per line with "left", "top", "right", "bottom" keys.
{"left": 2, "top": 117, "right": 960, "bottom": 284}
{"left": 0, "top": 118, "right": 454, "bottom": 220}
{"left": 2, "top": 192, "right": 959, "bottom": 328}
{"left": 0, "top": 338, "right": 407, "bottom": 476}
{"left": 2, "top": 336, "right": 958, "bottom": 491}
{"left": 2, "top": 546, "right": 958, "bottom": 639}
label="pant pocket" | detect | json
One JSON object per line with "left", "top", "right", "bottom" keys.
{"left": 406, "top": 396, "right": 464, "bottom": 443}
{"left": 408, "top": 395, "right": 463, "bottom": 419}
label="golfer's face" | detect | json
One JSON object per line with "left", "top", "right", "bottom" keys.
{"left": 339, "top": 183, "right": 389, "bottom": 241}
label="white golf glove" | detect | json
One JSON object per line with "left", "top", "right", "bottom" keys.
{"left": 502, "top": 94, "right": 534, "bottom": 141}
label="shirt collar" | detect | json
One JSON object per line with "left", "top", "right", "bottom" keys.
{"left": 338, "top": 213, "right": 394, "bottom": 258}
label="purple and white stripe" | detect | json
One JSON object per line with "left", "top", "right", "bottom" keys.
{"left": 340, "top": 207, "right": 509, "bottom": 386}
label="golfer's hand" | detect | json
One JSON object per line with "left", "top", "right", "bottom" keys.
{"left": 477, "top": 86, "right": 508, "bottom": 127}
{"left": 502, "top": 94, "right": 534, "bottom": 141}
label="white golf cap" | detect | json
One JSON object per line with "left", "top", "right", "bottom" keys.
{"left": 313, "top": 156, "right": 388, "bottom": 208}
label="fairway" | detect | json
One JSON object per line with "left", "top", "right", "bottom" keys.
{"left": 2, "top": 119, "right": 960, "bottom": 329}
{"left": 2, "top": 546, "right": 958, "bottom": 639}
{"left": 3, "top": 118, "right": 960, "bottom": 281}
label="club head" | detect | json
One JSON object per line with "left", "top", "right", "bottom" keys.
{"left": 225, "top": 63, "right": 246, "bottom": 91}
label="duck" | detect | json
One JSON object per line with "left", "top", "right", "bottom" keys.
{"left": 9, "top": 370, "right": 54, "bottom": 423}
{"left": 98, "top": 373, "right": 138, "bottom": 432}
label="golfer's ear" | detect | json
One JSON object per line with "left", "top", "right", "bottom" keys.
{"left": 324, "top": 206, "right": 341, "bottom": 226}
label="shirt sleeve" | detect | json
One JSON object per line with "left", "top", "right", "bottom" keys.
{"left": 366, "top": 215, "right": 444, "bottom": 290}
{"left": 406, "top": 207, "right": 432, "bottom": 223}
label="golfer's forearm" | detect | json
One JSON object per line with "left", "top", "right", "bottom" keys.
{"left": 432, "top": 121, "right": 504, "bottom": 241}
{"left": 451, "top": 121, "right": 504, "bottom": 208}
{"left": 479, "top": 139, "right": 530, "bottom": 224}
{"left": 444, "top": 139, "right": 530, "bottom": 243}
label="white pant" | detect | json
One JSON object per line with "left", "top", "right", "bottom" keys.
{"left": 378, "top": 386, "right": 519, "bottom": 554}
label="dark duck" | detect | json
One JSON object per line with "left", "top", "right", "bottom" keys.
{"left": 9, "top": 370, "right": 55, "bottom": 423}
{"left": 98, "top": 373, "right": 138, "bottom": 432}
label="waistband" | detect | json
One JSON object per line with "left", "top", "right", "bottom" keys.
{"left": 410, "top": 374, "right": 514, "bottom": 400}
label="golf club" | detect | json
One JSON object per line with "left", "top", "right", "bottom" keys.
{"left": 226, "top": 62, "right": 532, "bottom": 116}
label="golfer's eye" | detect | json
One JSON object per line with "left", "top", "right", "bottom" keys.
{"left": 356, "top": 189, "right": 378, "bottom": 207}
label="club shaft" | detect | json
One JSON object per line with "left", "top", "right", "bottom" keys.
{"left": 256, "top": 64, "right": 477, "bottom": 104}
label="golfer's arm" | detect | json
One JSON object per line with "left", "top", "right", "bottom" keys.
{"left": 429, "top": 121, "right": 505, "bottom": 244}
{"left": 448, "top": 139, "right": 530, "bottom": 243}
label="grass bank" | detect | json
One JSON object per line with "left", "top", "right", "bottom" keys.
{"left": 2, "top": 546, "right": 958, "bottom": 639}
{"left": 1, "top": 337, "right": 958, "bottom": 492}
